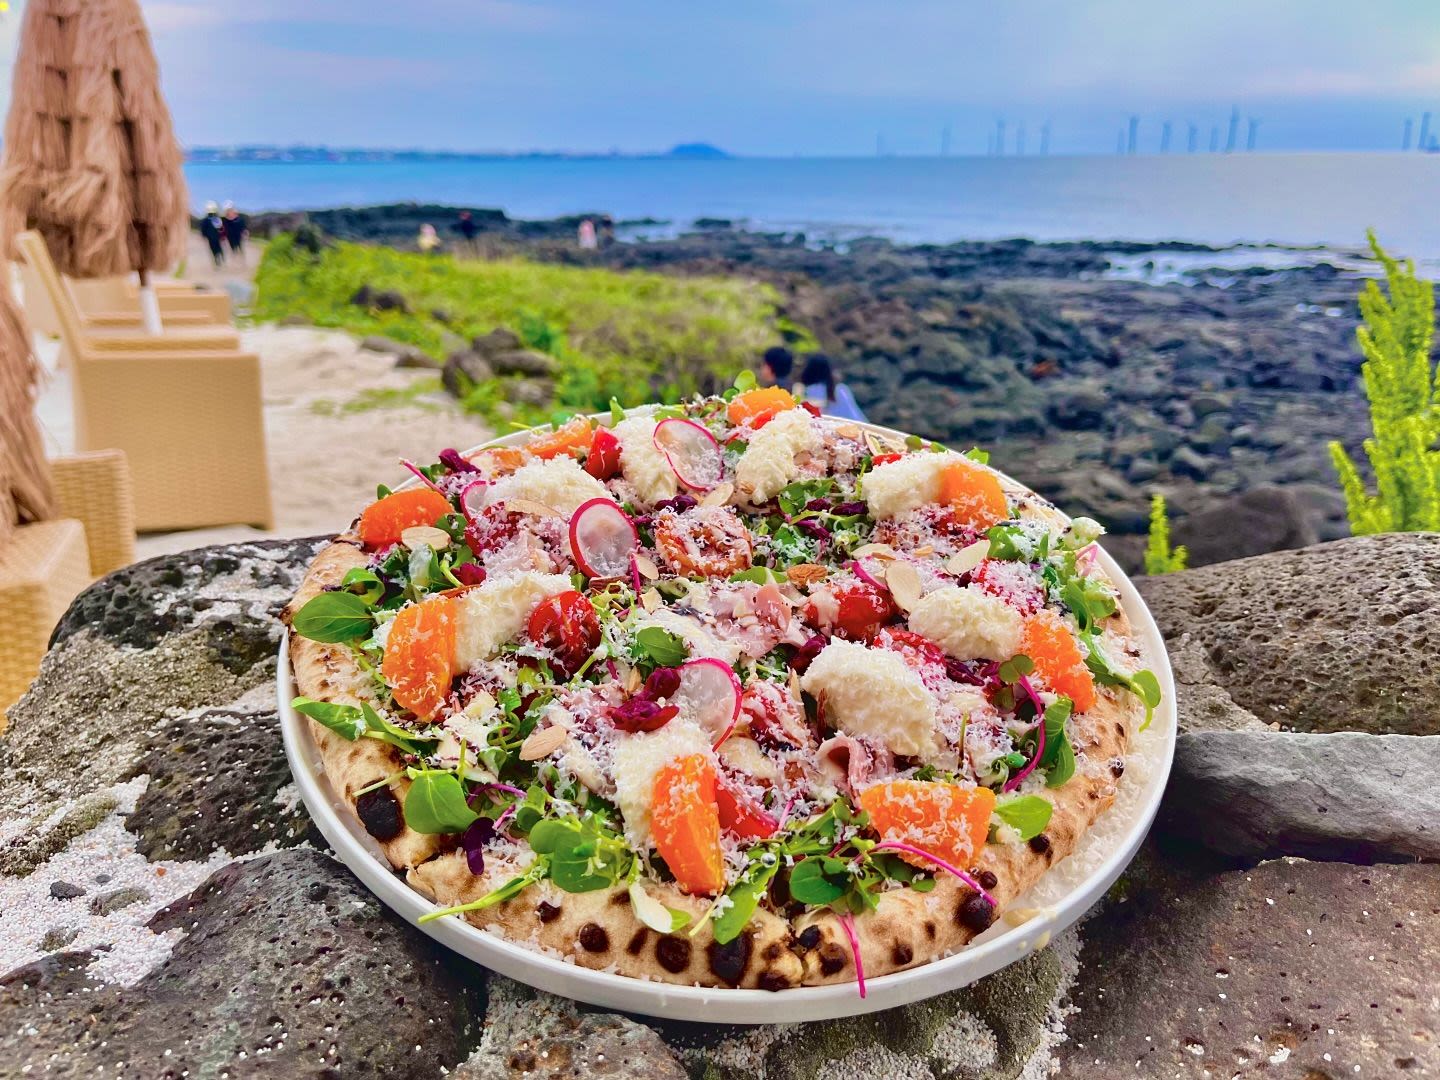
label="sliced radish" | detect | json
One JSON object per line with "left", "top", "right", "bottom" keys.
{"left": 653, "top": 418, "right": 724, "bottom": 492}
{"left": 459, "top": 479, "right": 489, "bottom": 526}
{"left": 849, "top": 557, "right": 887, "bottom": 592}
{"left": 673, "top": 657, "right": 742, "bottom": 747}
{"left": 569, "top": 498, "right": 638, "bottom": 579}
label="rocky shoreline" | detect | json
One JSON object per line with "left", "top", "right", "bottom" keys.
{"left": 252, "top": 203, "right": 1393, "bottom": 566}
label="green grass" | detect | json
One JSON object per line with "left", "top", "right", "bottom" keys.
{"left": 254, "top": 234, "right": 796, "bottom": 422}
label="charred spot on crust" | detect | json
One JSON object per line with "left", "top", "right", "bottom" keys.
{"left": 626, "top": 928, "right": 649, "bottom": 955}
{"left": 1110, "top": 757, "right": 1126, "bottom": 777}
{"left": 656, "top": 935, "right": 691, "bottom": 973}
{"left": 959, "top": 894, "right": 996, "bottom": 932}
{"left": 355, "top": 788, "right": 403, "bottom": 842}
{"left": 758, "top": 971, "right": 791, "bottom": 992}
{"left": 762, "top": 942, "right": 784, "bottom": 962}
{"left": 1029, "top": 834, "right": 1052, "bottom": 856}
{"left": 976, "top": 869, "right": 998, "bottom": 890}
{"left": 891, "top": 943, "right": 913, "bottom": 966}
{"left": 609, "top": 890, "right": 630, "bottom": 905}
{"left": 818, "top": 943, "right": 848, "bottom": 976}
{"left": 1114, "top": 721, "right": 1125, "bottom": 737}
{"left": 536, "top": 900, "right": 562, "bottom": 923}
{"left": 708, "top": 933, "right": 753, "bottom": 986}
{"left": 578, "top": 923, "right": 610, "bottom": 953}
{"left": 796, "top": 925, "right": 822, "bottom": 951}
{"left": 923, "top": 920, "right": 937, "bottom": 940}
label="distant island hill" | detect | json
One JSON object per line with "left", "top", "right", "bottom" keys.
{"left": 185, "top": 143, "right": 730, "bottom": 164}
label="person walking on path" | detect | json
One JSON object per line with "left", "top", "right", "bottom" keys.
{"left": 418, "top": 223, "right": 441, "bottom": 254}
{"left": 798, "top": 353, "right": 867, "bottom": 421}
{"left": 199, "top": 202, "right": 225, "bottom": 267}
{"left": 577, "top": 218, "right": 597, "bottom": 250}
{"left": 454, "top": 210, "right": 480, "bottom": 257}
{"left": 222, "top": 202, "right": 248, "bottom": 264}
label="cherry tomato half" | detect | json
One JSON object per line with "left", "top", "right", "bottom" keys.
{"left": 584, "top": 427, "right": 622, "bottom": 480}
{"left": 526, "top": 590, "right": 601, "bottom": 677}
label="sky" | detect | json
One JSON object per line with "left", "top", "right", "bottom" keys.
{"left": 3, "top": 1, "right": 1440, "bottom": 155}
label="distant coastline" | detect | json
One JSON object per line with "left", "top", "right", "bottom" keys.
{"left": 185, "top": 142, "right": 730, "bottom": 164}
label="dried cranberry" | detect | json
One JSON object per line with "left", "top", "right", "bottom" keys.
{"left": 797, "top": 519, "right": 830, "bottom": 541}
{"left": 804, "top": 498, "right": 831, "bottom": 512}
{"left": 654, "top": 494, "right": 698, "bottom": 514}
{"left": 611, "top": 698, "right": 679, "bottom": 733}
{"left": 832, "top": 501, "right": 867, "bottom": 516}
{"left": 788, "top": 634, "right": 827, "bottom": 674}
{"left": 461, "top": 818, "right": 494, "bottom": 875}
{"left": 438, "top": 447, "right": 480, "bottom": 474}
{"left": 452, "top": 563, "right": 487, "bottom": 587}
{"left": 643, "top": 666, "right": 682, "bottom": 700}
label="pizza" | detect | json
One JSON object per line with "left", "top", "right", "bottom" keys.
{"left": 284, "top": 384, "right": 1161, "bottom": 994}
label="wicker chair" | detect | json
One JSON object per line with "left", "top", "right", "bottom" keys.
{"left": 15, "top": 231, "right": 240, "bottom": 352}
{"left": 0, "top": 451, "right": 137, "bottom": 714}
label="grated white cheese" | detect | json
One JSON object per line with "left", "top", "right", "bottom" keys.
{"left": 484, "top": 455, "right": 614, "bottom": 516}
{"left": 612, "top": 416, "right": 679, "bottom": 505}
{"left": 610, "top": 719, "right": 713, "bottom": 851}
{"left": 908, "top": 584, "right": 1024, "bottom": 661}
{"left": 863, "top": 451, "right": 964, "bottom": 520}
{"left": 800, "top": 638, "right": 940, "bottom": 759}
{"left": 453, "top": 570, "right": 573, "bottom": 669}
{"left": 734, "top": 408, "right": 820, "bottom": 503}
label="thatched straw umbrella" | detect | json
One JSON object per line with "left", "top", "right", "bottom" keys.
{"left": 0, "top": 0, "right": 188, "bottom": 332}
{"left": 0, "top": 288, "right": 54, "bottom": 542}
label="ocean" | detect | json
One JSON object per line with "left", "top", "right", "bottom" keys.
{"left": 184, "top": 152, "right": 1440, "bottom": 268}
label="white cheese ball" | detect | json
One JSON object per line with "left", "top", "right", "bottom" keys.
{"left": 613, "top": 415, "right": 679, "bottom": 505}
{"left": 800, "top": 638, "right": 939, "bottom": 759}
{"left": 611, "top": 719, "right": 713, "bottom": 851}
{"left": 862, "top": 451, "right": 968, "bottom": 519}
{"left": 907, "top": 584, "right": 1024, "bottom": 662}
{"left": 734, "top": 408, "right": 821, "bottom": 504}
{"left": 453, "top": 570, "right": 572, "bottom": 669}
{"left": 485, "top": 456, "right": 613, "bottom": 517}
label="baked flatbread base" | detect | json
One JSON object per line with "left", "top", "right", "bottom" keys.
{"left": 286, "top": 514, "right": 1143, "bottom": 990}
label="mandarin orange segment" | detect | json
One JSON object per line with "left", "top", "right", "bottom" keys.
{"left": 859, "top": 780, "right": 995, "bottom": 870}
{"left": 650, "top": 754, "right": 725, "bottom": 895}
{"left": 1020, "top": 610, "right": 1097, "bottom": 712}
{"left": 358, "top": 487, "right": 453, "bottom": 549}
{"left": 380, "top": 596, "right": 459, "bottom": 720}
{"left": 526, "top": 416, "right": 595, "bottom": 460}
{"left": 478, "top": 446, "right": 527, "bottom": 475}
{"left": 937, "top": 460, "right": 1009, "bottom": 530}
{"left": 726, "top": 386, "right": 797, "bottom": 428}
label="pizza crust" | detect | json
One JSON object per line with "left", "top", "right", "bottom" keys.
{"left": 283, "top": 445, "right": 1147, "bottom": 990}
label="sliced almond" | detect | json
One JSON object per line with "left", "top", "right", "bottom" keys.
{"left": 786, "top": 563, "right": 830, "bottom": 586}
{"left": 463, "top": 689, "right": 498, "bottom": 716}
{"left": 701, "top": 481, "right": 734, "bottom": 508}
{"left": 885, "top": 561, "right": 923, "bottom": 613}
{"left": 400, "top": 525, "right": 451, "bottom": 550}
{"left": 625, "top": 665, "right": 643, "bottom": 693}
{"left": 851, "top": 542, "right": 897, "bottom": 561}
{"left": 788, "top": 667, "right": 803, "bottom": 700}
{"left": 519, "top": 725, "right": 569, "bottom": 761}
{"left": 835, "top": 424, "right": 861, "bottom": 439}
{"left": 632, "top": 553, "right": 660, "bottom": 580}
{"left": 912, "top": 544, "right": 934, "bottom": 557}
{"left": 639, "top": 588, "right": 661, "bottom": 612}
{"left": 946, "top": 539, "right": 990, "bottom": 577}
{"left": 505, "top": 498, "right": 562, "bottom": 519}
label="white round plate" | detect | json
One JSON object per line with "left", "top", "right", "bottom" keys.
{"left": 278, "top": 419, "right": 1177, "bottom": 1024}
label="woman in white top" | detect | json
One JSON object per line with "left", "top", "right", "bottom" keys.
{"left": 798, "top": 353, "right": 867, "bottom": 421}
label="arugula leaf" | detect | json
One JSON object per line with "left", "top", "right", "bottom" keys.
{"left": 712, "top": 854, "right": 780, "bottom": 945}
{"left": 994, "top": 795, "right": 1053, "bottom": 840}
{"left": 292, "top": 591, "right": 374, "bottom": 643}
{"left": 964, "top": 446, "right": 991, "bottom": 464}
{"left": 340, "top": 567, "right": 385, "bottom": 605}
{"left": 984, "top": 523, "right": 1031, "bottom": 562}
{"left": 609, "top": 397, "right": 626, "bottom": 426}
{"left": 732, "top": 369, "right": 757, "bottom": 394}
{"left": 359, "top": 703, "right": 431, "bottom": 755}
{"left": 1082, "top": 633, "right": 1163, "bottom": 731}
{"left": 777, "top": 477, "right": 836, "bottom": 517}
{"left": 631, "top": 626, "right": 689, "bottom": 667}
{"left": 728, "top": 566, "right": 782, "bottom": 585}
{"left": 291, "top": 696, "right": 366, "bottom": 739}
{"left": 1060, "top": 574, "right": 1117, "bottom": 632}
{"left": 786, "top": 856, "right": 849, "bottom": 906}
{"left": 404, "top": 772, "right": 479, "bottom": 834}
{"left": 529, "top": 816, "right": 633, "bottom": 893}
{"left": 1036, "top": 697, "right": 1076, "bottom": 787}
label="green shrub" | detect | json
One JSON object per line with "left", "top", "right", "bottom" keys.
{"left": 252, "top": 235, "right": 791, "bottom": 422}
{"left": 1329, "top": 232, "right": 1439, "bottom": 534}
{"left": 1144, "top": 494, "right": 1187, "bottom": 574}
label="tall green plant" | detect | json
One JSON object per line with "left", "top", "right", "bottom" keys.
{"left": 1328, "top": 232, "right": 1439, "bottom": 534}
{"left": 1144, "top": 494, "right": 1187, "bottom": 575}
